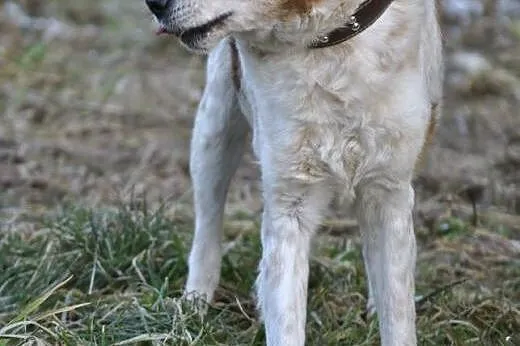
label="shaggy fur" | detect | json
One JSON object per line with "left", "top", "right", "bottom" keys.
{"left": 147, "top": 0, "right": 443, "bottom": 345}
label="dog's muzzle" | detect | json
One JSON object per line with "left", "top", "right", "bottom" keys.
{"left": 145, "top": 0, "right": 172, "bottom": 21}
{"left": 145, "top": 0, "right": 232, "bottom": 50}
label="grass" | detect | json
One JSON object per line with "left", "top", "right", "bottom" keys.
{"left": 0, "top": 203, "right": 519, "bottom": 345}
{"left": 0, "top": 1, "right": 519, "bottom": 345}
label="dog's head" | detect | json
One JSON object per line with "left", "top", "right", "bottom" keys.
{"left": 146, "top": 0, "right": 362, "bottom": 53}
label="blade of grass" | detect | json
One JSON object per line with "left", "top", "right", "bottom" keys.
{"left": 113, "top": 333, "right": 173, "bottom": 345}
{"left": 32, "top": 303, "right": 91, "bottom": 322}
{"left": 0, "top": 320, "right": 57, "bottom": 339}
{"left": 7, "top": 275, "right": 74, "bottom": 325}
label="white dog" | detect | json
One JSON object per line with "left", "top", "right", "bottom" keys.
{"left": 146, "top": 0, "right": 443, "bottom": 345}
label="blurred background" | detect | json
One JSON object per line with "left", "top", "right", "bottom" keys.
{"left": 0, "top": 1, "right": 519, "bottom": 228}
{"left": 0, "top": 0, "right": 519, "bottom": 344}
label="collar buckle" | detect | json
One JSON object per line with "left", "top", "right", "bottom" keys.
{"left": 348, "top": 16, "right": 361, "bottom": 31}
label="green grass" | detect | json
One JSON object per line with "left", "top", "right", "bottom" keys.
{"left": 0, "top": 204, "right": 519, "bottom": 345}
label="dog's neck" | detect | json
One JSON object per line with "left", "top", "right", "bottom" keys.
{"left": 238, "top": 0, "right": 397, "bottom": 54}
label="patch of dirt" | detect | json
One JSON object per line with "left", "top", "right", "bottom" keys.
{"left": 0, "top": 0, "right": 518, "bottom": 234}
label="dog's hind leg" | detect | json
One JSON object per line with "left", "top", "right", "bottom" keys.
{"left": 356, "top": 182, "right": 417, "bottom": 346}
{"left": 185, "top": 38, "right": 249, "bottom": 303}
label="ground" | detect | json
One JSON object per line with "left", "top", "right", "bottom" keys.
{"left": 0, "top": 0, "right": 519, "bottom": 345}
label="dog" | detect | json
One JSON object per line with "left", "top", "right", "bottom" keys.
{"left": 145, "top": 0, "right": 443, "bottom": 345}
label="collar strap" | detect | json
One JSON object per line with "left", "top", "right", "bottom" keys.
{"left": 309, "top": 0, "right": 394, "bottom": 49}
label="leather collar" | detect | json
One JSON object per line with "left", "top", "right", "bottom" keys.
{"left": 309, "top": 0, "right": 394, "bottom": 49}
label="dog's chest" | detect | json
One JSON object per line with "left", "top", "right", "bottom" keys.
{"left": 236, "top": 46, "right": 410, "bottom": 188}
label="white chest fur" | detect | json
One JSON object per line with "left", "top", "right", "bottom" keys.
{"left": 235, "top": 20, "right": 431, "bottom": 195}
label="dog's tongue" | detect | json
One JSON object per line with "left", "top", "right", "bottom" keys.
{"left": 155, "top": 26, "right": 168, "bottom": 36}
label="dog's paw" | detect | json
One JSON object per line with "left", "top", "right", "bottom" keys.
{"left": 182, "top": 290, "right": 211, "bottom": 316}
{"left": 163, "top": 296, "right": 209, "bottom": 325}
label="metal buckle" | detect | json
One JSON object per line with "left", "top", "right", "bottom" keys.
{"left": 349, "top": 15, "right": 361, "bottom": 31}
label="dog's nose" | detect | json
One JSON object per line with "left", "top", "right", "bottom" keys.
{"left": 146, "top": 0, "right": 171, "bottom": 19}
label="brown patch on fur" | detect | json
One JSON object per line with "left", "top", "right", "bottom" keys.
{"left": 229, "top": 38, "right": 241, "bottom": 91}
{"left": 415, "top": 103, "right": 440, "bottom": 171}
{"left": 277, "top": 0, "right": 322, "bottom": 17}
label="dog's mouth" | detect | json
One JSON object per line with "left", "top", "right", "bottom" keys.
{"left": 157, "top": 12, "right": 233, "bottom": 47}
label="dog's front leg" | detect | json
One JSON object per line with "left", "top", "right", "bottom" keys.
{"left": 356, "top": 182, "right": 417, "bottom": 346}
{"left": 185, "top": 40, "right": 249, "bottom": 303}
{"left": 362, "top": 240, "right": 376, "bottom": 317}
{"left": 256, "top": 177, "right": 331, "bottom": 346}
